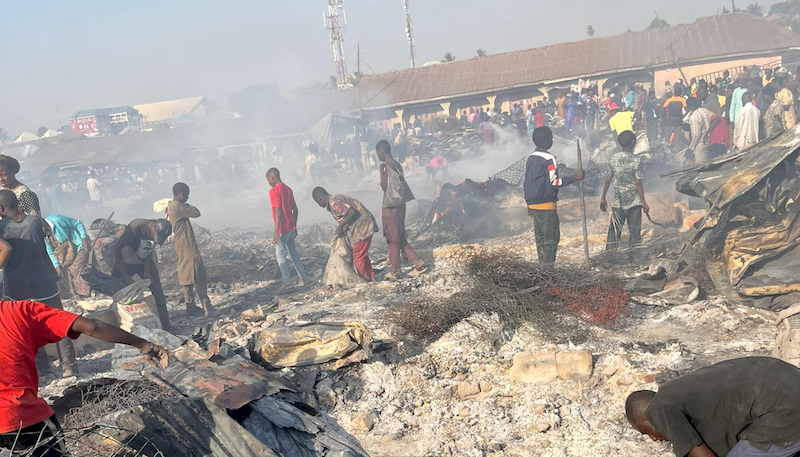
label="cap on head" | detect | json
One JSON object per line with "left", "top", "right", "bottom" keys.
{"left": 153, "top": 219, "right": 172, "bottom": 245}
{"left": 608, "top": 102, "right": 620, "bottom": 111}
{"left": 0, "top": 155, "right": 21, "bottom": 175}
{"left": 763, "top": 85, "right": 777, "bottom": 97}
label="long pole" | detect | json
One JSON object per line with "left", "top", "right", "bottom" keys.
{"left": 577, "top": 140, "right": 590, "bottom": 268}
{"left": 91, "top": 212, "right": 115, "bottom": 250}
{"left": 357, "top": 43, "right": 363, "bottom": 118}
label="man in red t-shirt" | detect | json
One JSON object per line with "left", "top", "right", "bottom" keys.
{"left": 0, "top": 299, "right": 168, "bottom": 456}
{"left": 708, "top": 113, "right": 731, "bottom": 161}
{"left": 266, "top": 168, "right": 307, "bottom": 292}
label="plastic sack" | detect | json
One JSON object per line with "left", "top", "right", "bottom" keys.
{"left": 633, "top": 132, "right": 650, "bottom": 155}
{"left": 323, "top": 235, "right": 366, "bottom": 288}
{"left": 113, "top": 279, "right": 161, "bottom": 331}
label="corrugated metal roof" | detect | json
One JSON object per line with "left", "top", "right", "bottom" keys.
{"left": 134, "top": 96, "right": 207, "bottom": 123}
{"left": 359, "top": 13, "right": 800, "bottom": 109}
{"left": 70, "top": 108, "right": 111, "bottom": 118}
{"left": 23, "top": 118, "right": 260, "bottom": 174}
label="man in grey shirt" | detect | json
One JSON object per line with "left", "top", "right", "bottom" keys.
{"left": 626, "top": 357, "right": 800, "bottom": 457}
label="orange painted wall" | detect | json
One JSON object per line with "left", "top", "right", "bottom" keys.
{"left": 654, "top": 56, "right": 780, "bottom": 95}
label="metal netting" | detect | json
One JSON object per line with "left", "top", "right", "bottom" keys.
{"left": 384, "top": 253, "right": 629, "bottom": 345}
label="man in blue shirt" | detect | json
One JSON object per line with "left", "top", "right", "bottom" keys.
{"left": 45, "top": 215, "right": 92, "bottom": 297}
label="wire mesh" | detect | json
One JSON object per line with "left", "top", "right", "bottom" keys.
{"left": 384, "top": 253, "right": 629, "bottom": 345}
{"left": 51, "top": 380, "right": 179, "bottom": 456}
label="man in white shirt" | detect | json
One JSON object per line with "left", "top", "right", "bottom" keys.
{"left": 86, "top": 173, "right": 102, "bottom": 213}
{"left": 733, "top": 91, "right": 760, "bottom": 152}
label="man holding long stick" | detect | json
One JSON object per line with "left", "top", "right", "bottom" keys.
{"left": 524, "top": 127, "right": 584, "bottom": 264}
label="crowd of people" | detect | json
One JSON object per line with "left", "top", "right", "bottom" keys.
{"left": 606, "top": 65, "right": 799, "bottom": 163}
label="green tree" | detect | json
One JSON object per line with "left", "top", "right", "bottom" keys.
{"left": 624, "top": 28, "right": 634, "bottom": 33}
{"left": 746, "top": 3, "right": 765, "bottom": 16}
{"left": 476, "top": 49, "right": 487, "bottom": 57}
{"left": 345, "top": 71, "right": 363, "bottom": 87}
{"left": 36, "top": 126, "right": 48, "bottom": 137}
{"left": 441, "top": 52, "right": 456, "bottom": 62}
{"left": 646, "top": 18, "right": 670, "bottom": 30}
{"left": 327, "top": 75, "right": 338, "bottom": 90}
{"left": 586, "top": 25, "right": 595, "bottom": 37}
{"left": 0, "top": 127, "right": 9, "bottom": 144}
{"left": 722, "top": 5, "right": 731, "bottom": 13}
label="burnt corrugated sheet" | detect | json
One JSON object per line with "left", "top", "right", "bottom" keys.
{"left": 92, "top": 397, "right": 280, "bottom": 457}
{"left": 359, "top": 13, "right": 800, "bottom": 109}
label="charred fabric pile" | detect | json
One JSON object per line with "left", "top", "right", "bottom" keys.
{"left": 384, "top": 253, "right": 629, "bottom": 344}
{"left": 406, "top": 123, "right": 482, "bottom": 162}
{"left": 409, "top": 179, "right": 513, "bottom": 246}
{"left": 54, "top": 324, "right": 370, "bottom": 457}
{"left": 663, "top": 126, "right": 800, "bottom": 311}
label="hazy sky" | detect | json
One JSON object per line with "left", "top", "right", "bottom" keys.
{"left": 0, "top": 0, "right": 782, "bottom": 134}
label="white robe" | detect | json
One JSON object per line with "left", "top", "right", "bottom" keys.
{"left": 733, "top": 103, "right": 760, "bottom": 152}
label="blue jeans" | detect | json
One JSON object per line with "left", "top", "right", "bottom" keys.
{"left": 727, "top": 440, "right": 800, "bottom": 457}
{"left": 275, "top": 230, "right": 306, "bottom": 284}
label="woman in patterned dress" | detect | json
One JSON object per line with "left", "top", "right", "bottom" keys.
{"left": 0, "top": 155, "right": 41, "bottom": 217}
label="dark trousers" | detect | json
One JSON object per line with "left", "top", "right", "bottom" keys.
{"left": 35, "top": 296, "right": 77, "bottom": 375}
{"left": 646, "top": 119, "right": 659, "bottom": 141}
{"left": 118, "top": 262, "right": 170, "bottom": 330}
{"left": 605, "top": 206, "right": 643, "bottom": 250}
{"left": 708, "top": 142, "right": 727, "bottom": 160}
{"left": 0, "top": 415, "right": 68, "bottom": 456}
{"left": 532, "top": 209, "right": 560, "bottom": 264}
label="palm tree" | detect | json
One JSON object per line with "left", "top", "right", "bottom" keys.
{"left": 441, "top": 52, "right": 456, "bottom": 62}
{"left": 327, "top": 75, "right": 338, "bottom": 90}
{"left": 476, "top": 49, "right": 487, "bottom": 58}
{"left": 746, "top": 3, "right": 764, "bottom": 16}
{"left": 345, "top": 71, "right": 363, "bottom": 87}
{"left": 586, "top": 25, "right": 595, "bottom": 37}
{"left": 646, "top": 18, "right": 670, "bottom": 30}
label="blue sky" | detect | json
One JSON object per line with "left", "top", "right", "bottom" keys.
{"left": 0, "top": 0, "right": 782, "bottom": 134}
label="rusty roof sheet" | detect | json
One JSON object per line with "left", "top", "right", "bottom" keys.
{"left": 359, "top": 13, "right": 800, "bottom": 109}
{"left": 22, "top": 118, "right": 261, "bottom": 174}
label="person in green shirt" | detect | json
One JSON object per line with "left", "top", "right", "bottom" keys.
{"left": 600, "top": 130, "right": 649, "bottom": 250}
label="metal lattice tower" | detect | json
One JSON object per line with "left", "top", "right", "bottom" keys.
{"left": 324, "top": 0, "right": 349, "bottom": 90}
{"left": 403, "top": 0, "right": 417, "bottom": 68}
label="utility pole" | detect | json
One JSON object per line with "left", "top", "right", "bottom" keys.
{"left": 323, "top": 0, "right": 350, "bottom": 90}
{"left": 357, "top": 43, "right": 363, "bottom": 118}
{"left": 403, "top": 0, "right": 417, "bottom": 68}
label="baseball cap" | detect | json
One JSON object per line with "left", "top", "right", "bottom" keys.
{"left": 154, "top": 219, "right": 172, "bottom": 245}
{"left": 608, "top": 102, "right": 620, "bottom": 110}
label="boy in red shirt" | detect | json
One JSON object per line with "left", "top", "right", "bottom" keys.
{"left": 266, "top": 168, "right": 307, "bottom": 292}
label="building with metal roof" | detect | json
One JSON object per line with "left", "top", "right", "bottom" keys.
{"left": 134, "top": 96, "right": 208, "bottom": 125}
{"left": 352, "top": 13, "right": 800, "bottom": 127}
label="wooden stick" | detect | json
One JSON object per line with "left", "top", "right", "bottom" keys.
{"left": 577, "top": 140, "right": 590, "bottom": 268}
{"left": 91, "top": 212, "right": 115, "bottom": 250}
